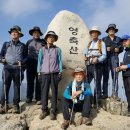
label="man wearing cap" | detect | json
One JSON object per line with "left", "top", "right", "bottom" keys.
{"left": 0, "top": 25, "right": 27, "bottom": 114}
{"left": 84, "top": 26, "right": 106, "bottom": 101}
{"left": 61, "top": 67, "right": 92, "bottom": 129}
{"left": 37, "top": 31, "right": 62, "bottom": 120}
{"left": 26, "top": 26, "right": 46, "bottom": 105}
{"left": 102, "top": 24, "right": 123, "bottom": 99}
{"left": 116, "top": 35, "right": 130, "bottom": 116}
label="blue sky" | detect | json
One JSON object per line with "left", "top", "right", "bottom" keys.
{"left": 0, "top": 0, "right": 130, "bottom": 45}
{"left": 0, "top": 0, "right": 129, "bottom": 99}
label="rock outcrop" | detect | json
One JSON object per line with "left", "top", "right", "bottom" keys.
{"left": 0, "top": 100, "right": 130, "bottom": 130}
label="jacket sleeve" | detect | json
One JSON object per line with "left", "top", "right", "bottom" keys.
{"left": 82, "top": 83, "right": 92, "bottom": 96}
{"left": 118, "top": 38, "right": 124, "bottom": 54}
{"left": 0, "top": 42, "right": 8, "bottom": 59}
{"left": 58, "top": 48, "right": 62, "bottom": 73}
{"left": 22, "top": 44, "right": 28, "bottom": 64}
{"left": 37, "top": 48, "right": 43, "bottom": 73}
{"left": 127, "top": 64, "right": 130, "bottom": 69}
{"left": 63, "top": 82, "right": 72, "bottom": 99}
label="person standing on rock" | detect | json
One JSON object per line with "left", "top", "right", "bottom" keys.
{"left": 61, "top": 67, "right": 92, "bottom": 129}
{"left": 84, "top": 26, "right": 106, "bottom": 103}
{"left": 102, "top": 24, "right": 123, "bottom": 99}
{"left": 116, "top": 35, "right": 130, "bottom": 116}
{"left": 0, "top": 25, "right": 27, "bottom": 114}
{"left": 37, "top": 31, "right": 62, "bottom": 120}
{"left": 26, "top": 26, "right": 46, "bottom": 105}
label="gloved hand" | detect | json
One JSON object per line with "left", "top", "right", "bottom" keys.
{"left": 57, "top": 72, "right": 62, "bottom": 82}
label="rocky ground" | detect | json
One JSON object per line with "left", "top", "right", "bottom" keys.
{"left": 0, "top": 99, "right": 130, "bottom": 130}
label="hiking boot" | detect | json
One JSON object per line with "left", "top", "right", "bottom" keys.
{"left": 50, "top": 109, "right": 56, "bottom": 120}
{"left": 61, "top": 120, "right": 70, "bottom": 129}
{"left": 75, "top": 116, "right": 83, "bottom": 126}
{"left": 111, "top": 94, "right": 120, "bottom": 101}
{"left": 39, "top": 111, "right": 48, "bottom": 120}
{"left": 12, "top": 105, "right": 20, "bottom": 114}
{"left": 36, "top": 100, "right": 41, "bottom": 105}
{"left": 0, "top": 105, "right": 9, "bottom": 114}
{"left": 82, "top": 117, "right": 92, "bottom": 125}
{"left": 102, "top": 94, "right": 108, "bottom": 99}
{"left": 0, "top": 105, "right": 5, "bottom": 114}
{"left": 127, "top": 111, "right": 130, "bottom": 117}
{"left": 26, "top": 98, "right": 32, "bottom": 103}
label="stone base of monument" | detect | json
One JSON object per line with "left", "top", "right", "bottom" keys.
{"left": 98, "top": 98, "right": 128, "bottom": 116}
{"left": 49, "top": 68, "right": 74, "bottom": 98}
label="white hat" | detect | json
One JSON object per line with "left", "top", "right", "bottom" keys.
{"left": 89, "top": 26, "right": 101, "bottom": 35}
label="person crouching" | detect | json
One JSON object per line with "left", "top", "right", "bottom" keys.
{"left": 61, "top": 67, "right": 92, "bottom": 129}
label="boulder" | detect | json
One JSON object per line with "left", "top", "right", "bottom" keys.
{"left": 46, "top": 10, "right": 91, "bottom": 69}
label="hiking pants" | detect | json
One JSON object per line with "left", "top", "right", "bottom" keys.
{"left": 87, "top": 63, "right": 103, "bottom": 98}
{"left": 41, "top": 73, "right": 59, "bottom": 113}
{"left": 26, "top": 58, "right": 41, "bottom": 101}
{"left": 62, "top": 95, "right": 91, "bottom": 120}
{"left": 1, "top": 67, "right": 21, "bottom": 106}
{"left": 123, "top": 76, "right": 130, "bottom": 111}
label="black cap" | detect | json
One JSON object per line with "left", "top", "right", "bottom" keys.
{"left": 29, "top": 26, "right": 43, "bottom": 36}
{"left": 106, "top": 24, "right": 118, "bottom": 33}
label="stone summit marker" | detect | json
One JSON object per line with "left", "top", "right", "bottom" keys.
{"left": 46, "top": 10, "right": 91, "bottom": 98}
{"left": 46, "top": 10, "right": 91, "bottom": 69}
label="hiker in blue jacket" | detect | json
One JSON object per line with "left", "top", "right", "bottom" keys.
{"left": 116, "top": 35, "right": 130, "bottom": 116}
{"left": 0, "top": 25, "right": 27, "bottom": 114}
{"left": 38, "top": 31, "right": 62, "bottom": 120}
{"left": 61, "top": 67, "right": 92, "bottom": 129}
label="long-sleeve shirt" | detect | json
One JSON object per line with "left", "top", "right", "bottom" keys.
{"left": 84, "top": 39, "right": 106, "bottom": 62}
{"left": 63, "top": 81, "right": 92, "bottom": 100}
{"left": 37, "top": 45, "right": 62, "bottom": 74}
{"left": 26, "top": 38, "right": 46, "bottom": 60}
{"left": 122, "top": 48, "right": 130, "bottom": 76}
{"left": 0, "top": 40, "right": 27, "bottom": 68}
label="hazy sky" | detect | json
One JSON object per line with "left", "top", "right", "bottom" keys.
{"left": 0, "top": 0, "right": 129, "bottom": 99}
{"left": 0, "top": 0, "right": 130, "bottom": 44}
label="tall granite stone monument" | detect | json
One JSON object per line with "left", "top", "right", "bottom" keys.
{"left": 46, "top": 10, "right": 91, "bottom": 97}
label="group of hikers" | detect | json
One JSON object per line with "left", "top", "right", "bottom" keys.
{"left": 0, "top": 23, "right": 130, "bottom": 129}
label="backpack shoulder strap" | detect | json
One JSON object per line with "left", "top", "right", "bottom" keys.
{"left": 88, "top": 41, "right": 92, "bottom": 49}
{"left": 98, "top": 39, "right": 103, "bottom": 54}
{"left": 3, "top": 41, "right": 11, "bottom": 56}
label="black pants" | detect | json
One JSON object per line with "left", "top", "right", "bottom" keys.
{"left": 41, "top": 73, "right": 59, "bottom": 113}
{"left": 102, "top": 58, "right": 119, "bottom": 96}
{"left": 62, "top": 95, "right": 91, "bottom": 120}
{"left": 87, "top": 63, "right": 103, "bottom": 98}
{"left": 123, "top": 76, "right": 130, "bottom": 111}
{"left": 26, "top": 58, "right": 41, "bottom": 101}
{"left": 1, "top": 67, "right": 21, "bottom": 106}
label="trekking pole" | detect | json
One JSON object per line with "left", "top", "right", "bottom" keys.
{"left": 121, "top": 85, "right": 125, "bottom": 103}
{"left": 93, "top": 63, "right": 99, "bottom": 110}
{"left": 112, "top": 68, "right": 116, "bottom": 99}
{"left": 3, "top": 69, "right": 7, "bottom": 113}
{"left": 18, "top": 61, "right": 22, "bottom": 113}
{"left": 84, "top": 54, "right": 88, "bottom": 82}
{"left": 69, "top": 100, "right": 75, "bottom": 126}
